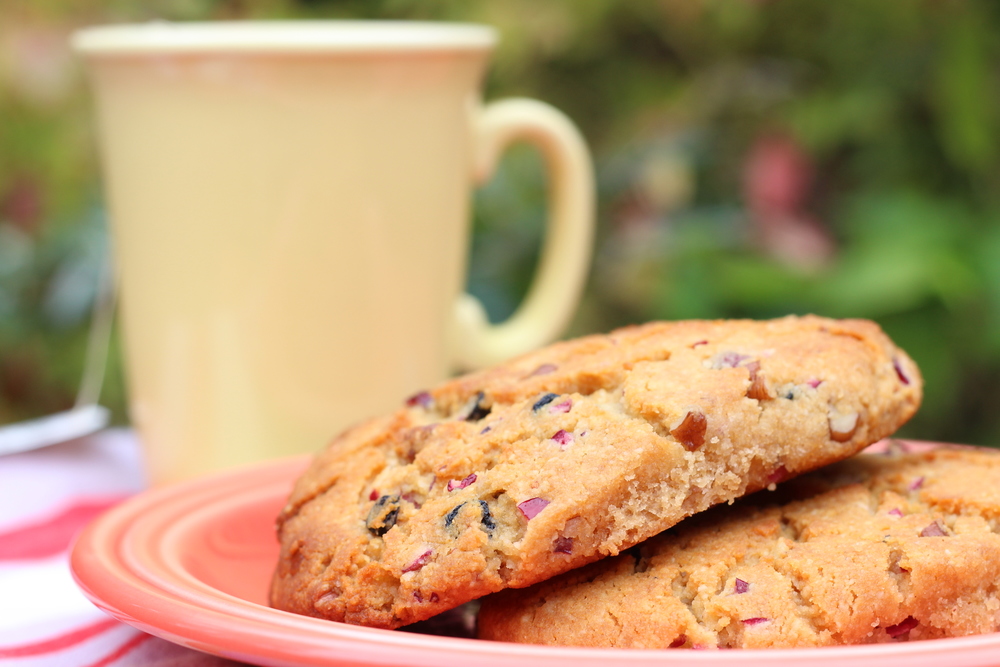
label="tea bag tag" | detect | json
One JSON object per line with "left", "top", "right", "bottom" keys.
{"left": 0, "top": 405, "right": 111, "bottom": 455}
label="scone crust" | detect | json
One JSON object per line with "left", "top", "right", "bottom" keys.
{"left": 270, "top": 316, "right": 922, "bottom": 629}
{"left": 478, "top": 446, "right": 1000, "bottom": 648}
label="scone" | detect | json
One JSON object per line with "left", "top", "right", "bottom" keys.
{"left": 478, "top": 446, "right": 1000, "bottom": 648}
{"left": 270, "top": 316, "right": 922, "bottom": 629}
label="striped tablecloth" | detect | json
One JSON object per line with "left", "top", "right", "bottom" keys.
{"left": 0, "top": 429, "right": 244, "bottom": 666}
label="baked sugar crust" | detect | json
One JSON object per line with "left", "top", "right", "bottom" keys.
{"left": 270, "top": 316, "right": 922, "bottom": 629}
{"left": 478, "top": 446, "right": 1000, "bottom": 648}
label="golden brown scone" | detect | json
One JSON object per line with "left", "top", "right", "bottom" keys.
{"left": 478, "top": 446, "right": 1000, "bottom": 648}
{"left": 270, "top": 316, "right": 921, "bottom": 629}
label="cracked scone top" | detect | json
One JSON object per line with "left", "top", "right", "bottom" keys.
{"left": 477, "top": 446, "right": 1000, "bottom": 648}
{"left": 270, "top": 316, "right": 922, "bottom": 629}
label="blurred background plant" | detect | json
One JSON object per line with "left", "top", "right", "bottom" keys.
{"left": 2, "top": 0, "right": 999, "bottom": 444}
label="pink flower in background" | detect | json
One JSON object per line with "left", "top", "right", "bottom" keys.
{"left": 0, "top": 24, "right": 75, "bottom": 108}
{"left": 745, "top": 135, "right": 813, "bottom": 214}
{"left": 743, "top": 135, "right": 834, "bottom": 270}
{"left": 1, "top": 176, "right": 43, "bottom": 235}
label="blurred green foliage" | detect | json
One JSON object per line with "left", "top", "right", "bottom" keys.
{"left": 2, "top": 0, "right": 1000, "bottom": 444}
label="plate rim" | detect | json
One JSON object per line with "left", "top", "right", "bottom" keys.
{"left": 70, "top": 440, "right": 1000, "bottom": 667}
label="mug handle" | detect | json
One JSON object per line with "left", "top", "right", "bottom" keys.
{"left": 450, "top": 98, "right": 595, "bottom": 370}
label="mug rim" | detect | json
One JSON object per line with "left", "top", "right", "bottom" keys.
{"left": 72, "top": 20, "right": 497, "bottom": 55}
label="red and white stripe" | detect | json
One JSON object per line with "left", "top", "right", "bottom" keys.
{"left": 0, "top": 430, "right": 233, "bottom": 666}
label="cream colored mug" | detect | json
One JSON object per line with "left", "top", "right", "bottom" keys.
{"left": 73, "top": 21, "right": 594, "bottom": 485}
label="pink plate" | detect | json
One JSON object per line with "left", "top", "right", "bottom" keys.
{"left": 71, "top": 440, "right": 1000, "bottom": 667}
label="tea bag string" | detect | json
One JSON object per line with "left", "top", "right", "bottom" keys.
{"left": 75, "top": 249, "right": 116, "bottom": 409}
